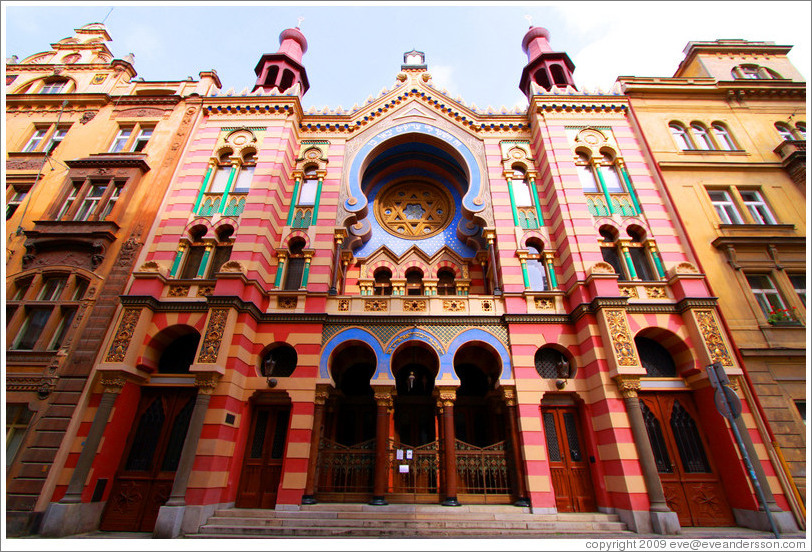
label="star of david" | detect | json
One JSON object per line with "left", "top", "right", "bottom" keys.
{"left": 376, "top": 181, "right": 453, "bottom": 239}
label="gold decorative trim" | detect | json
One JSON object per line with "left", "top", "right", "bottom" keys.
{"left": 443, "top": 299, "right": 465, "bottom": 312}
{"left": 481, "top": 299, "right": 494, "bottom": 312}
{"left": 438, "top": 388, "right": 456, "bottom": 405}
{"left": 614, "top": 375, "right": 641, "bottom": 399}
{"left": 194, "top": 372, "right": 221, "bottom": 394}
{"left": 197, "top": 309, "right": 229, "bottom": 363}
{"left": 197, "top": 285, "right": 214, "bottom": 297}
{"left": 373, "top": 390, "right": 394, "bottom": 408}
{"left": 168, "top": 285, "right": 190, "bottom": 298}
{"left": 100, "top": 374, "right": 128, "bottom": 394}
{"left": 694, "top": 310, "right": 733, "bottom": 366}
{"left": 364, "top": 299, "right": 387, "bottom": 312}
{"left": 534, "top": 298, "right": 554, "bottom": 309}
{"left": 403, "top": 299, "right": 426, "bottom": 312}
{"left": 374, "top": 180, "right": 454, "bottom": 239}
{"left": 338, "top": 299, "right": 350, "bottom": 312}
{"left": 501, "top": 387, "right": 516, "bottom": 406}
{"left": 104, "top": 308, "right": 142, "bottom": 363}
{"left": 645, "top": 286, "right": 667, "bottom": 299}
{"left": 619, "top": 286, "right": 638, "bottom": 298}
{"left": 606, "top": 309, "right": 639, "bottom": 367}
{"left": 278, "top": 296, "right": 298, "bottom": 309}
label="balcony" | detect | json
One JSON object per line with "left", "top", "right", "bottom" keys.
{"left": 774, "top": 139, "right": 805, "bottom": 186}
{"left": 324, "top": 295, "right": 505, "bottom": 316}
{"left": 584, "top": 193, "right": 637, "bottom": 217}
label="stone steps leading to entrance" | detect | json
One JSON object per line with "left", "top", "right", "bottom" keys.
{"left": 187, "top": 504, "right": 630, "bottom": 538}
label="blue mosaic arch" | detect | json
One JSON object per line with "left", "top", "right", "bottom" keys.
{"left": 319, "top": 327, "right": 389, "bottom": 381}
{"left": 443, "top": 328, "right": 513, "bottom": 380}
{"left": 344, "top": 123, "right": 486, "bottom": 220}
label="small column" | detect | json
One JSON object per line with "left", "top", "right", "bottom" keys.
{"left": 169, "top": 243, "right": 187, "bottom": 278}
{"left": 484, "top": 229, "right": 502, "bottom": 295}
{"left": 648, "top": 242, "right": 666, "bottom": 280}
{"left": 528, "top": 171, "right": 544, "bottom": 227}
{"left": 302, "top": 387, "right": 330, "bottom": 504}
{"left": 286, "top": 171, "right": 303, "bottom": 226}
{"left": 517, "top": 251, "right": 530, "bottom": 289}
{"left": 594, "top": 159, "right": 615, "bottom": 214}
{"left": 192, "top": 160, "right": 216, "bottom": 215}
{"left": 311, "top": 170, "right": 326, "bottom": 224}
{"left": 274, "top": 252, "right": 288, "bottom": 289}
{"left": 502, "top": 388, "right": 530, "bottom": 507}
{"left": 391, "top": 278, "right": 406, "bottom": 296}
{"left": 616, "top": 159, "right": 642, "bottom": 215}
{"left": 370, "top": 389, "right": 393, "bottom": 505}
{"left": 39, "top": 373, "right": 129, "bottom": 537}
{"left": 615, "top": 375, "right": 680, "bottom": 535}
{"left": 423, "top": 279, "right": 438, "bottom": 296}
{"left": 195, "top": 244, "right": 213, "bottom": 279}
{"left": 217, "top": 158, "right": 240, "bottom": 215}
{"left": 619, "top": 240, "right": 638, "bottom": 279}
{"left": 153, "top": 372, "right": 220, "bottom": 539}
{"left": 504, "top": 171, "right": 520, "bottom": 227}
{"left": 438, "top": 387, "right": 460, "bottom": 506}
{"left": 328, "top": 229, "right": 347, "bottom": 295}
{"left": 300, "top": 251, "right": 314, "bottom": 289}
{"left": 543, "top": 252, "right": 558, "bottom": 289}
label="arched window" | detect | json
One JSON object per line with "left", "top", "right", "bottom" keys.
{"left": 373, "top": 268, "right": 393, "bottom": 296}
{"left": 576, "top": 153, "right": 599, "bottom": 192}
{"left": 711, "top": 123, "right": 737, "bottom": 151}
{"left": 550, "top": 64, "right": 567, "bottom": 86}
{"left": 437, "top": 268, "right": 456, "bottom": 296}
{"left": 298, "top": 165, "right": 318, "bottom": 206}
{"left": 690, "top": 123, "right": 714, "bottom": 150}
{"left": 40, "top": 78, "right": 70, "bottom": 94}
{"left": 233, "top": 152, "right": 255, "bottom": 193}
{"left": 627, "top": 228, "right": 655, "bottom": 281}
{"left": 534, "top": 348, "right": 571, "bottom": 379}
{"left": 533, "top": 69, "right": 551, "bottom": 90}
{"left": 209, "top": 151, "right": 233, "bottom": 194}
{"left": 599, "top": 227, "right": 627, "bottom": 281}
{"left": 669, "top": 123, "right": 693, "bottom": 150}
{"left": 635, "top": 336, "right": 677, "bottom": 377}
{"left": 284, "top": 238, "right": 307, "bottom": 291}
{"left": 795, "top": 123, "right": 806, "bottom": 140}
{"left": 526, "top": 243, "right": 549, "bottom": 291}
{"left": 598, "top": 154, "right": 624, "bottom": 192}
{"left": 405, "top": 268, "right": 424, "bottom": 296}
{"left": 260, "top": 344, "right": 298, "bottom": 378}
{"left": 775, "top": 123, "right": 795, "bottom": 141}
{"left": 511, "top": 166, "right": 533, "bottom": 207}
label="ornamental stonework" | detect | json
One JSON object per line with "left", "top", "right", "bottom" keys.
{"left": 338, "top": 299, "right": 350, "bottom": 311}
{"left": 197, "top": 309, "right": 229, "bottom": 363}
{"left": 278, "top": 296, "right": 298, "bottom": 309}
{"left": 197, "top": 285, "right": 214, "bottom": 297}
{"left": 443, "top": 300, "right": 465, "bottom": 312}
{"left": 375, "top": 180, "right": 454, "bottom": 239}
{"left": 403, "top": 299, "right": 426, "bottom": 312}
{"left": 168, "top": 285, "right": 190, "bottom": 297}
{"left": 104, "top": 308, "right": 142, "bottom": 363}
{"left": 645, "top": 286, "right": 667, "bottom": 299}
{"left": 481, "top": 299, "right": 494, "bottom": 312}
{"left": 694, "top": 310, "right": 733, "bottom": 366}
{"left": 614, "top": 375, "right": 641, "bottom": 399}
{"left": 619, "top": 286, "right": 638, "bottom": 298}
{"left": 534, "top": 298, "right": 553, "bottom": 310}
{"left": 364, "top": 299, "right": 387, "bottom": 312}
{"left": 194, "top": 372, "right": 221, "bottom": 394}
{"left": 606, "top": 309, "right": 639, "bottom": 367}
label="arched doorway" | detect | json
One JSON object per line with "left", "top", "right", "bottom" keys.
{"left": 316, "top": 342, "right": 377, "bottom": 502}
{"left": 389, "top": 342, "right": 440, "bottom": 502}
{"left": 453, "top": 343, "right": 513, "bottom": 504}
{"left": 99, "top": 328, "right": 200, "bottom": 532}
{"left": 635, "top": 332, "right": 735, "bottom": 527}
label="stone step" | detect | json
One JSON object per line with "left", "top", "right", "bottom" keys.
{"left": 194, "top": 524, "right": 630, "bottom": 538}
{"left": 201, "top": 515, "right": 626, "bottom": 532}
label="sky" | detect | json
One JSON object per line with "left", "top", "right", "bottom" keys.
{"left": 2, "top": 2, "right": 811, "bottom": 112}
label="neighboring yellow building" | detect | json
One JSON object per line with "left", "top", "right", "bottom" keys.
{"left": 619, "top": 39, "right": 807, "bottom": 506}
{"left": 4, "top": 23, "right": 219, "bottom": 535}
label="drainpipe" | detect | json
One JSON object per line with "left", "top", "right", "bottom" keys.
{"left": 625, "top": 101, "right": 805, "bottom": 526}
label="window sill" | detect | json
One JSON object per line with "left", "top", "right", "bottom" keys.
{"left": 679, "top": 149, "right": 748, "bottom": 155}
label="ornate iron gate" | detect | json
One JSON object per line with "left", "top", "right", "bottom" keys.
{"left": 315, "top": 437, "right": 375, "bottom": 501}
{"left": 390, "top": 439, "right": 439, "bottom": 500}
{"left": 455, "top": 439, "right": 512, "bottom": 501}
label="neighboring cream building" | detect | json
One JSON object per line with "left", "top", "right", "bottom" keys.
{"left": 619, "top": 38, "right": 807, "bottom": 503}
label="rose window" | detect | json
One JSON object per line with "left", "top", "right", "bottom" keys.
{"left": 375, "top": 181, "right": 454, "bottom": 239}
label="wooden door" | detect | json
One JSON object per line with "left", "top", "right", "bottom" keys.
{"left": 638, "top": 393, "right": 735, "bottom": 527}
{"left": 100, "top": 387, "right": 196, "bottom": 532}
{"left": 541, "top": 407, "right": 596, "bottom": 513}
{"left": 235, "top": 405, "right": 290, "bottom": 509}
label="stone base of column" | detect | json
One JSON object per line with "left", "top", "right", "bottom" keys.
{"left": 733, "top": 507, "right": 799, "bottom": 534}
{"left": 529, "top": 506, "right": 557, "bottom": 515}
{"left": 442, "top": 497, "right": 461, "bottom": 506}
{"left": 301, "top": 494, "right": 318, "bottom": 505}
{"left": 649, "top": 510, "right": 681, "bottom": 535}
{"left": 513, "top": 497, "right": 531, "bottom": 507}
{"left": 39, "top": 501, "right": 105, "bottom": 537}
{"left": 153, "top": 504, "right": 186, "bottom": 538}
{"left": 369, "top": 496, "right": 388, "bottom": 506}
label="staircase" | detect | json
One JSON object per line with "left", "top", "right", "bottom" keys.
{"left": 187, "top": 503, "right": 631, "bottom": 538}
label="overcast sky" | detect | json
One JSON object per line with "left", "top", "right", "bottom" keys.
{"left": 3, "top": 2, "right": 811, "bottom": 111}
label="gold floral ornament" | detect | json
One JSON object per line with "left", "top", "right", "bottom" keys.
{"left": 105, "top": 308, "right": 142, "bottom": 363}
{"left": 375, "top": 180, "right": 454, "bottom": 239}
{"left": 606, "top": 310, "right": 639, "bottom": 367}
{"left": 198, "top": 309, "right": 229, "bottom": 363}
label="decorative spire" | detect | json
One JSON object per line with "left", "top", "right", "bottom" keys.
{"left": 518, "top": 26, "right": 576, "bottom": 98}
{"left": 252, "top": 25, "right": 310, "bottom": 96}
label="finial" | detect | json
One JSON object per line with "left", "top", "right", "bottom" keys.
{"left": 524, "top": 14, "right": 533, "bottom": 27}
{"left": 297, "top": 16, "right": 304, "bottom": 28}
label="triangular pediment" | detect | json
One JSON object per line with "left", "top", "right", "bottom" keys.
{"left": 392, "top": 104, "right": 436, "bottom": 122}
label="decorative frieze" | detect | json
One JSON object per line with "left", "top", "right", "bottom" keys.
{"left": 443, "top": 299, "right": 465, "bottom": 312}
{"left": 197, "top": 285, "right": 214, "bottom": 297}
{"left": 364, "top": 299, "right": 387, "bottom": 312}
{"left": 197, "top": 309, "right": 229, "bottom": 363}
{"left": 605, "top": 309, "right": 639, "bottom": 367}
{"left": 403, "top": 299, "right": 426, "bottom": 312}
{"left": 278, "top": 296, "right": 298, "bottom": 309}
{"left": 481, "top": 299, "right": 494, "bottom": 312}
{"left": 694, "top": 310, "right": 733, "bottom": 366}
{"left": 168, "top": 285, "right": 190, "bottom": 297}
{"left": 619, "top": 286, "right": 638, "bottom": 298}
{"left": 104, "top": 308, "right": 142, "bottom": 363}
{"left": 645, "top": 286, "right": 667, "bottom": 299}
{"left": 614, "top": 375, "right": 641, "bottom": 399}
{"left": 338, "top": 299, "right": 350, "bottom": 312}
{"left": 534, "top": 298, "right": 554, "bottom": 310}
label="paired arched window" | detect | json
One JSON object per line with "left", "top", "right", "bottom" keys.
{"left": 373, "top": 268, "right": 393, "bottom": 296}
{"left": 526, "top": 241, "right": 549, "bottom": 291}
{"left": 284, "top": 237, "right": 307, "bottom": 291}
{"left": 437, "top": 268, "right": 457, "bottom": 296}
{"left": 731, "top": 64, "right": 783, "bottom": 80}
{"left": 405, "top": 268, "right": 424, "bottom": 296}
{"left": 598, "top": 226, "right": 659, "bottom": 282}
{"left": 775, "top": 122, "right": 806, "bottom": 142}
{"left": 298, "top": 165, "right": 319, "bottom": 206}
{"left": 669, "top": 121, "right": 738, "bottom": 151}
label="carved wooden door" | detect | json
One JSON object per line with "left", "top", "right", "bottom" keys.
{"left": 235, "top": 405, "right": 290, "bottom": 509}
{"left": 639, "top": 393, "right": 735, "bottom": 527}
{"left": 100, "top": 387, "right": 196, "bottom": 532}
{"left": 541, "top": 407, "right": 596, "bottom": 513}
